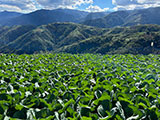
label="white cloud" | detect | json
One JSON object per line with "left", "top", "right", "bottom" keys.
{"left": 112, "top": 0, "right": 160, "bottom": 11}
{"left": 0, "top": 0, "right": 37, "bottom": 13}
{"left": 0, "top": 0, "right": 94, "bottom": 12}
{"left": 2, "top": 0, "right": 160, "bottom": 13}
{"left": 86, "top": 5, "right": 109, "bottom": 12}
{"left": 0, "top": 4, "right": 22, "bottom": 12}
{"left": 37, "top": 0, "right": 93, "bottom": 9}
{"left": 137, "top": 0, "right": 160, "bottom": 4}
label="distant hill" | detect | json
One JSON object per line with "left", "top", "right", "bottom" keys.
{"left": 83, "top": 12, "right": 108, "bottom": 21}
{"left": 0, "top": 11, "right": 22, "bottom": 25}
{"left": 82, "top": 7, "right": 160, "bottom": 28}
{"left": 0, "top": 23, "right": 160, "bottom": 54}
{"left": 1, "top": 9, "right": 88, "bottom": 26}
{"left": 1, "top": 7, "right": 160, "bottom": 28}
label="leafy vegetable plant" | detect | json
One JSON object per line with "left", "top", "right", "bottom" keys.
{"left": 0, "top": 53, "right": 160, "bottom": 119}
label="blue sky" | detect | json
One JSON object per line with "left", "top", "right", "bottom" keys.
{"left": 78, "top": 0, "right": 115, "bottom": 12}
{"left": 0, "top": 0, "right": 160, "bottom": 13}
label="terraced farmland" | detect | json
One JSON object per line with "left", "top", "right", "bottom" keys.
{"left": 0, "top": 53, "right": 160, "bottom": 119}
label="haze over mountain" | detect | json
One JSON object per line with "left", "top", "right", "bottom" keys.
{"left": 84, "top": 12, "right": 109, "bottom": 21}
{"left": 0, "top": 22, "right": 160, "bottom": 55}
{"left": 0, "top": 9, "right": 89, "bottom": 26}
{"left": 0, "top": 11, "right": 22, "bottom": 26}
{"left": 82, "top": 7, "right": 160, "bottom": 28}
{"left": 1, "top": 7, "right": 160, "bottom": 28}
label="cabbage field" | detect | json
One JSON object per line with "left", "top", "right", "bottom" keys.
{"left": 0, "top": 53, "right": 160, "bottom": 120}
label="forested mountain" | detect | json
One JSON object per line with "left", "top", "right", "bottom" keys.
{"left": 82, "top": 7, "right": 160, "bottom": 28}
{"left": 0, "top": 23, "right": 106, "bottom": 54}
{"left": 58, "top": 24, "right": 160, "bottom": 54}
{"left": 0, "top": 25, "right": 35, "bottom": 47}
{"left": 0, "top": 23, "right": 160, "bottom": 54}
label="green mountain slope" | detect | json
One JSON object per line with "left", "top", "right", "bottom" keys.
{"left": 57, "top": 24, "right": 160, "bottom": 54}
{"left": 0, "top": 25, "right": 35, "bottom": 46}
{"left": 0, "top": 23, "right": 160, "bottom": 54}
{"left": 0, "top": 23, "right": 106, "bottom": 54}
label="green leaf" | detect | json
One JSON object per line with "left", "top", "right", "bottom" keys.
{"left": 0, "top": 114, "right": 4, "bottom": 120}
{"left": 15, "top": 104, "right": 24, "bottom": 111}
{"left": 35, "top": 108, "right": 50, "bottom": 119}
{"left": 80, "top": 97, "right": 91, "bottom": 105}
{"left": 81, "top": 116, "right": 92, "bottom": 120}
{"left": 13, "top": 110, "right": 27, "bottom": 119}
{"left": 80, "top": 106, "right": 91, "bottom": 117}
{"left": 0, "top": 94, "right": 9, "bottom": 101}
{"left": 138, "top": 102, "right": 148, "bottom": 109}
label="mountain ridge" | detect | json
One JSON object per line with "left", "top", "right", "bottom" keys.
{"left": 0, "top": 9, "right": 90, "bottom": 26}
{"left": 0, "top": 23, "right": 106, "bottom": 54}
{"left": 0, "top": 11, "right": 22, "bottom": 25}
{"left": 1, "top": 7, "right": 160, "bottom": 28}
{"left": 82, "top": 7, "right": 160, "bottom": 28}
{"left": 0, "top": 23, "right": 160, "bottom": 54}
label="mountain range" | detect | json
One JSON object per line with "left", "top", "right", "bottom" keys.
{"left": 1, "top": 7, "right": 160, "bottom": 28}
{"left": 83, "top": 7, "right": 160, "bottom": 28}
{"left": 0, "top": 7, "right": 160, "bottom": 54}
{"left": 0, "top": 11, "right": 22, "bottom": 26}
{"left": 0, "top": 22, "right": 160, "bottom": 54}
{"left": 1, "top": 9, "right": 88, "bottom": 26}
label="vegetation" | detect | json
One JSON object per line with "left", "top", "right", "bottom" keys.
{"left": 0, "top": 23, "right": 107, "bottom": 54}
{"left": 0, "top": 53, "right": 160, "bottom": 119}
{"left": 58, "top": 24, "right": 160, "bottom": 54}
{"left": 0, "top": 23, "right": 160, "bottom": 54}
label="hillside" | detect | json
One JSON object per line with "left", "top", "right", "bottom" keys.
{"left": 0, "top": 23, "right": 160, "bottom": 54}
{"left": 0, "top": 25, "right": 35, "bottom": 46}
{"left": 0, "top": 23, "right": 106, "bottom": 54}
{"left": 58, "top": 24, "right": 160, "bottom": 54}
{"left": 82, "top": 7, "right": 160, "bottom": 28}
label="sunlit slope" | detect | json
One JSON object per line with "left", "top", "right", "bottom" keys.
{"left": 57, "top": 24, "right": 160, "bottom": 54}
{"left": 0, "top": 23, "right": 160, "bottom": 54}
{"left": 0, "top": 23, "right": 106, "bottom": 54}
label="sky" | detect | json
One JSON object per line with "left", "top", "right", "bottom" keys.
{"left": 0, "top": 0, "right": 160, "bottom": 13}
